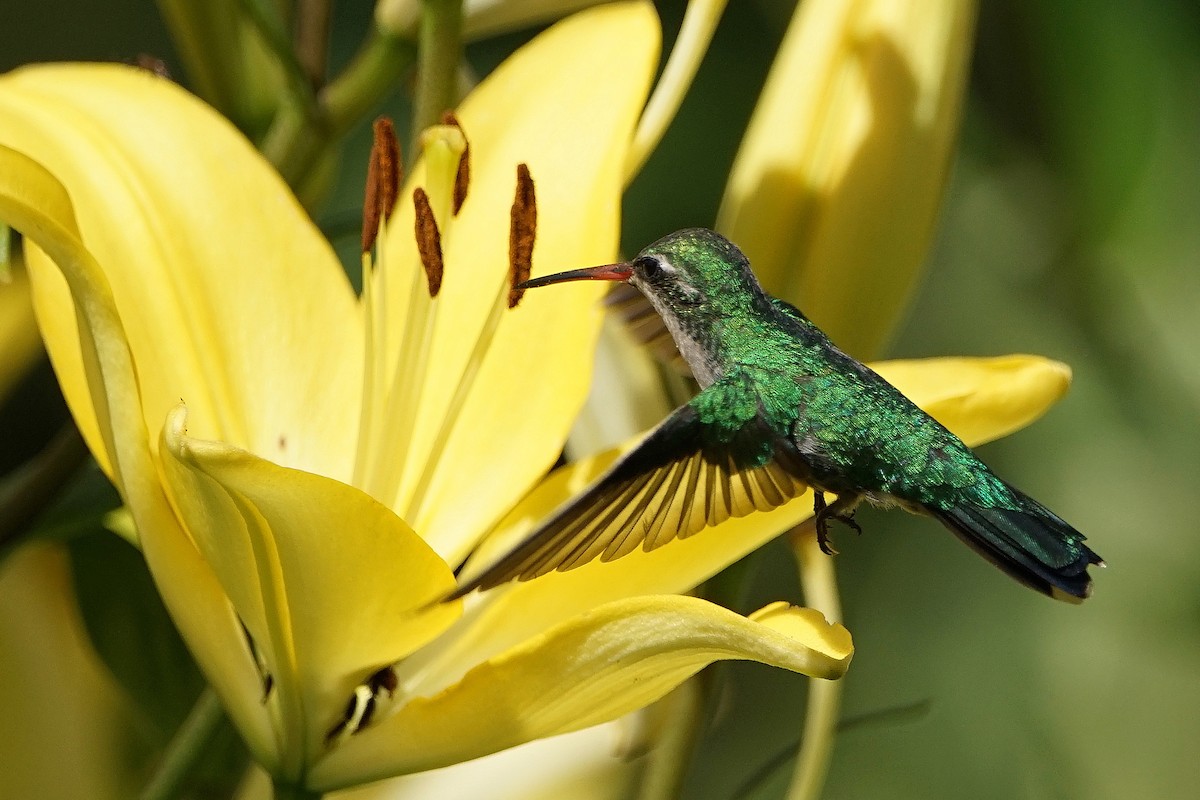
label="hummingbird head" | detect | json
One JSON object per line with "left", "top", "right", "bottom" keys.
{"left": 517, "top": 229, "right": 771, "bottom": 384}
{"left": 629, "top": 228, "right": 767, "bottom": 313}
{"left": 518, "top": 228, "right": 766, "bottom": 315}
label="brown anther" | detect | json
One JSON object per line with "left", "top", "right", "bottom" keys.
{"left": 413, "top": 188, "right": 444, "bottom": 297}
{"left": 440, "top": 111, "right": 471, "bottom": 216}
{"left": 508, "top": 163, "right": 537, "bottom": 309}
{"left": 362, "top": 117, "right": 403, "bottom": 253}
{"left": 368, "top": 666, "right": 398, "bottom": 698}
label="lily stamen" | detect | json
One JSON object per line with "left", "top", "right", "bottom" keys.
{"left": 440, "top": 111, "right": 471, "bottom": 215}
{"left": 353, "top": 118, "right": 405, "bottom": 488}
{"left": 361, "top": 117, "right": 402, "bottom": 254}
{"left": 508, "top": 163, "right": 536, "bottom": 309}
{"left": 405, "top": 164, "right": 539, "bottom": 524}
{"left": 325, "top": 685, "right": 375, "bottom": 746}
{"left": 412, "top": 188, "right": 444, "bottom": 296}
{"left": 324, "top": 665, "right": 400, "bottom": 746}
{"left": 364, "top": 124, "right": 466, "bottom": 505}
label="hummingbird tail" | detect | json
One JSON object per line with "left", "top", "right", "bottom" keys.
{"left": 928, "top": 490, "right": 1103, "bottom": 603}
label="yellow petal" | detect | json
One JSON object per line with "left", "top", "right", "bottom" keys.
{"left": 0, "top": 251, "right": 42, "bottom": 406}
{"left": 872, "top": 354, "right": 1072, "bottom": 447}
{"left": 309, "top": 596, "right": 850, "bottom": 788}
{"left": 717, "top": 0, "right": 977, "bottom": 358}
{"left": 160, "top": 406, "right": 460, "bottom": 762}
{"left": 0, "top": 63, "right": 363, "bottom": 480}
{"left": 0, "top": 545, "right": 141, "bottom": 800}
{"left": 0, "top": 144, "right": 276, "bottom": 768}
{"left": 0, "top": 143, "right": 111, "bottom": 475}
{"left": 334, "top": 722, "right": 635, "bottom": 800}
{"left": 430, "top": 354, "right": 1069, "bottom": 675}
{"left": 377, "top": 1, "right": 661, "bottom": 563}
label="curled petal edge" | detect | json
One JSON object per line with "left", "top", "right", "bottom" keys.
{"left": 309, "top": 594, "right": 850, "bottom": 789}
{"left": 0, "top": 145, "right": 276, "bottom": 766}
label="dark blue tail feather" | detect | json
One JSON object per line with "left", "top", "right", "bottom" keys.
{"left": 929, "top": 491, "right": 1102, "bottom": 603}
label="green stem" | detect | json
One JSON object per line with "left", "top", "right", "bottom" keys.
{"left": 265, "top": 28, "right": 417, "bottom": 195}
{"left": 322, "top": 29, "right": 418, "bottom": 133}
{"left": 139, "top": 688, "right": 228, "bottom": 800}
{"left": 0, "top": 421, "right": 88, "bottom": 562}
{"left": 411, "top": 0, "right": 464, "bottom": 143}
{"left": 294, "top": 0, "right": 334, "bottom": 87}
{"left": 785, "top": 522, "right": 845, "bottom": 800}
{"left": 263, "top": 102, "right": 327, "bottom": 189}
{"left": 240, "top": 0, "right": 329, "bottom": 192}
{"left": 238, "top": 0, "right": 315, "bottom": 101}
{"left": 635, "top": 680, "right": 704, "bottom": 800}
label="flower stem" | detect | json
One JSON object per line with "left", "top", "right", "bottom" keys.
{"left": 624, "top": 0, "right": 729, "bottom": 183}
{"left": 412, "top": 0, "right": 464, "bottom": 143}
{"left": 138, "top": 688, "right": 227, "bottom": 800}
{"left": 322, "top": 29, "right": 418, "bottom": 133}
{"left": 266, "top": 27, "right": 417, "bottom": 195}
{"left": 785, "top": 521, "right": 844, "bottom": 800}
{"left": 0, "top": 422, "right": 88, "bottom": 563}
{"left": 238, "top": 0, "right": 315, "bottom": 102}
{"left": 295, "top": 0, "right": 334, "bottom": 87}
{"left": 635, "top": 680, "right": 704, "bottom": 800}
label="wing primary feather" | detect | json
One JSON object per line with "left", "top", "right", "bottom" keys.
{"left": 446, "top": 395, "right": 814, "bottom": 600}
{"left": 681, "top": 450, "right": 705, "bottom": 537}
{"left": 734, "top": 466, "right": 760, "bottom": 515}
{"left": 556, "top": 476, "right": 649, "bottom": 571}
{"left": 518, "top": 477, "right": 632, "bottom": 578}
{"left": 654, "top": 455, "right": 696, "bottom": 549}
{"left": 717, "top": 455, "right": 736, "bottom": 522}
{"left": 640, "top": 455, "right": 692, "bottom": 553}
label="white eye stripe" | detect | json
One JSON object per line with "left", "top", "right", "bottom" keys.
{"left": 636, "top": 254, "right": 676, "bottom": 279}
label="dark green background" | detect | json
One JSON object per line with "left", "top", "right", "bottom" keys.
{"left": 3, "top": 1, "right": 1198, "bottom": 797}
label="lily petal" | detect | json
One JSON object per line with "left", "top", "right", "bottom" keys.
{"left": 377, "top": 1, "right": 660, "bottom": 564}
{"left": 717, "top": 0, "right": 976, "bottom": 358}
{"left": 160, "top": 406, "right": 460, "bottom": 762}
{"left": 309, "top": 596, "right": 850, "bottom": 789}
{"left": 871, "top": 355, "right": 1071, "bottom": 446}
{"left": 0, "top": 64, "right": 363, "bottom": 480}
{"left": 0, "top": 145, "right": 276, "bottom": 767}
{"left": 335, "top": 722, "right": 635, "bottom": 800}
{"left": 429, "top": 354, "right": 1070, "bottom": 675}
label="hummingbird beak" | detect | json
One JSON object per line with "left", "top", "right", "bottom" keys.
{"left": 518, "top": 263, "right": 633, "bottom": 289}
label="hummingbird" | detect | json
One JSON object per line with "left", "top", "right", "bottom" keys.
{"left": 451, "top": 229, "right": 1102, "bottom": 602}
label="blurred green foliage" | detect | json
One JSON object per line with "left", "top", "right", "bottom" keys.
{"left": 1, "top": 0, "right": 1197, "bottom": 797}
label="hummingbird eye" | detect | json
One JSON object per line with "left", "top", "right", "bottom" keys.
{"left": 634, "top": 254, "right": 673, "bottom": 282}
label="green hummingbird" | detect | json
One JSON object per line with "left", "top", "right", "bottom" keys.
{"left": 451, "top": 228, "right": 1102, "bottom": 602}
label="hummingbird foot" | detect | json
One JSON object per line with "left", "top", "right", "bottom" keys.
{"left": 813, "top": 492, "right": 863, "bottom": 555}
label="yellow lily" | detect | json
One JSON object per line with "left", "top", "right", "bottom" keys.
{"left": 0, "top": 4, "right": 870, "bottom": 793}
{"left": 0, "top": 545, "right": 143, "bottom": 800}
{"left": 718, "top": 0, "right": 977, "bottom": 359}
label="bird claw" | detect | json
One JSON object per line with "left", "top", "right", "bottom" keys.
{"left": 813, "top": 492, "right": 861, "bottom": 556}
{"left": 817, "top": 524, "right": 839, "bottom": 556}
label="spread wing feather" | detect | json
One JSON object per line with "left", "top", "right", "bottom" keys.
{"left": 449, "top": 403, "right": 809, "bottom": 599}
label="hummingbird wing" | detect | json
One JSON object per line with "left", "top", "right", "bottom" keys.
{"left": 449, "top": 399, "right": 810, "bottom": 599}
{"left": 605, "top": 283, "right": 690, "bottom": 373}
